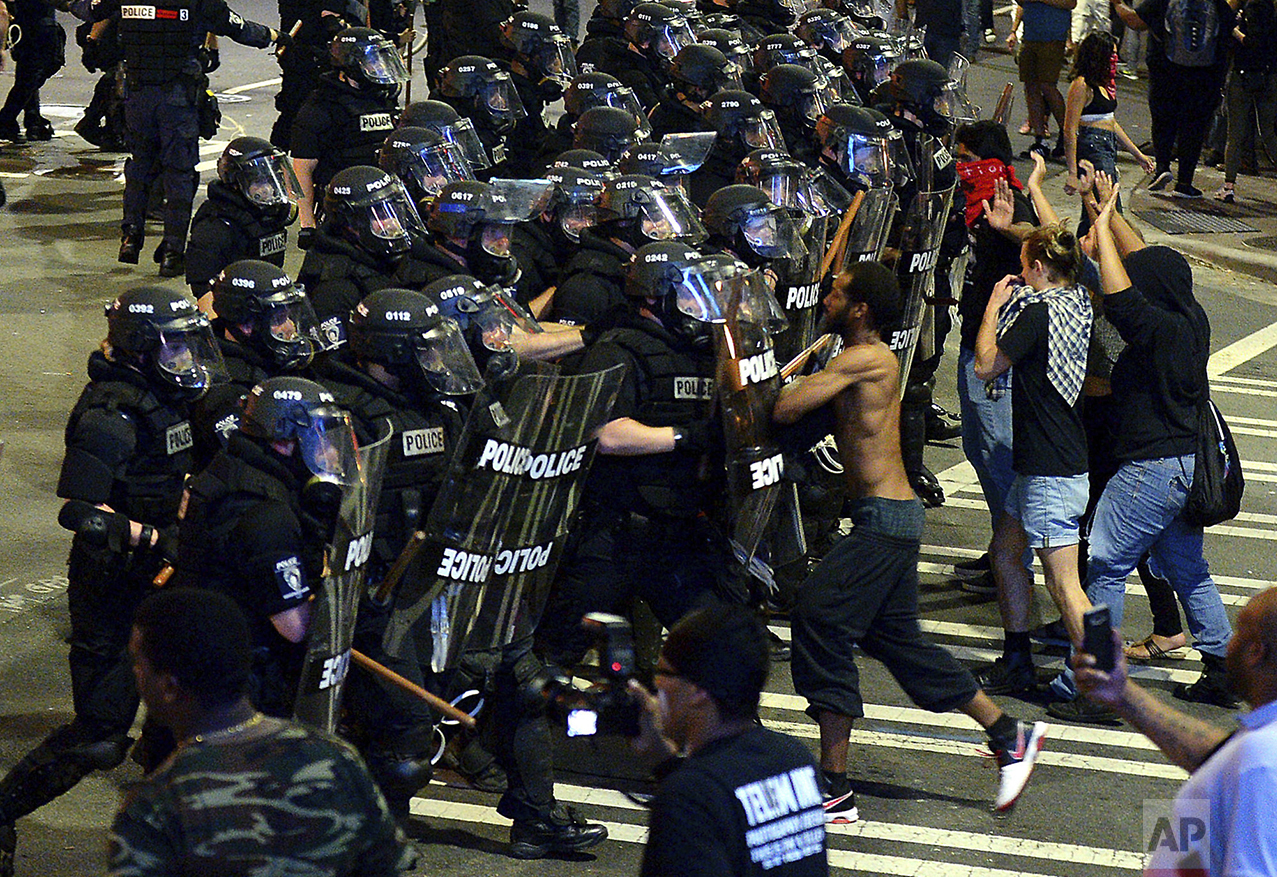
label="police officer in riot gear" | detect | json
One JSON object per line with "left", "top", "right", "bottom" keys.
{"left": 378, "top": 126, "right": 477, "bottom": 208}
{"left": 511, "top": 165, "right": 605, "bottom": 305}
{"left": 541, "top": 71, "right": 649, "bottom": 165}
{"left": 0, "top": 0, "right": 66, "bottom": 143}
{"left": 317, "top": 288, "right": 480, "bottom": 813}
{"left": 687, "top": 89, "right": 787, "bottom": 206}
{"left": 544, "top": 241, "right": 729, "bottom": 664}
{"left": 395, "top": 179, "right": 528, "bottom": 291}
{"left": 794, "top": 7, "right": 860, "bottom": 64}
{"left": 186, "top": 137, "right": 302, "bottom": 298}
{"left": 579, "top": 2, "right": 696, "bottom": 110}
{"left": 498, "top": 11, "right": 578, "bottom": 175}
{"left": 701, "top": 184, "right": 809, "bottom": 298}
{"left": 297, "top": 165, "right": 423, "bottom": 347}
{"left": 269, "top": 0, "right": 361, "bottom": 149}
{"left": 814, "top": 102, "right": 896, "bottom": 193}
{"left": 736, "top": 0, "right": 805, "bottom": 37}
{"left": 0, "top": 286, "right": 221, "bottom": 877}
{"left": 104, "top": 0, "right": 284, "bottom": 277}
{"left": 572, "top": 105, "right": 644, "bottom": 165}
{"left": 291, "top": 27, "right": 408, "bottom": 234}
{"left": 172, "top": 376, "right": 357, "bottom": 717}
{"left": 649, "top": 43, "right": 736, "bottom": 138}
{"left": 434, "top": 56, "right": 527, "bottom": 179}
{"left": 397, "top": 100, "right": 495, "bottom": 177}
{"left": 550, "top": 174, "right": 707, "bottom": 325}
{"left": 758, "top": 63, "right": 829, "bottom": 164}
{"left": 841, "top": 33, "right": 898, "bottom": 104}
{"left": 190, "top": 259, "right": 322, "bottom": 470}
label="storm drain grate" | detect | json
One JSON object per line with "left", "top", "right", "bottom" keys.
{"left": 1135, "top": 209, "right": 1259, "bottom": 234}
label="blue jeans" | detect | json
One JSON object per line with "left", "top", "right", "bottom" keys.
{"left": 957, "top": 347, "right": 1016, "bottom": 527}
{"left": 1085, "top": 454, "right": 1233, "bottom": 658}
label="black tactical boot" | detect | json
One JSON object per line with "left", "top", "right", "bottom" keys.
{"left": 901, "top": 385, "right": 944, "bottom": 507}
{"left": 508, "top": 804, "right": 608, "bottom": 859}
{"left": 118, "top": 231, "right": 143, "bottom": 264}
{"left": 24, "top": 118, "right": 55, "bottom": 142}
{"left": 1174, "top": 653, "right": 1239, "bottom": 709}
{"left": 154, "top": 241, "right": 185, "bottom": 278}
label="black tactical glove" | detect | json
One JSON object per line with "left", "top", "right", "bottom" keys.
{"left": 197, "top": 46, "right": 220, "bottom": 72}
{"left": 297, "top": 227, "right": 316, "bottom": 250}
{"left": 672, "top": 420, "right": 713, "bottom": 453}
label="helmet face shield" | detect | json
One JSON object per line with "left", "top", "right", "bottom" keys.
{"left": 156, "top": 323, "right": 228, "bottom": 397}
{"left": 886, "top": 128, "right": 914, "bottom": 191}
{"left": 240, "top": 153, "right": 303, "bottom": 207}
{"left": 741, "top": 110, "right": 786, "bottom": 150}
{"left": 839, "top": 132, "right": 891, "bottom": 187}
{"left": 265, "top": 293, "right": 322, "bottom": 365}
{"left": 482, "top": 74, "right": 528, "bottom": 129}
{"left": 414, "top": 321, "right": 486, "bottom": 395}
{"left": 356, "top": 41, "right": 410, "bottom": 86}
{"left": 639, "top": 187, "right": 707, "bottom": 243}
{"left": 755, "top": 167, "right": 804, "bottom": 211}
{"left": 560, "top": 202, "right": 598, "bottom": 241}
{"left": 740, "top": 205, "right": 807, "bottom": 260}
{"left": 405, "top": 140, "right": 476, "bottom": 198}
{"left": 798, "top": 86, "right": 829, "bottom": 124}
{"left": 296, "top": 409, "right": 358, "bottom": 481}
{"left": 725, "top": 267, "right": 789, "bottom": 334}
{"left": 672, "top": 263, "right": 729, "bottom": 324}
{"left": 436, "top": 118, "right": 493, "bottom": 170}
{"left": 362, "top": 183, "right": 424, "bottom": 256}
{"left": 479, "top": 222, "right": 513, "bottom": 257}
{"left": 536, "top": 36, "right": 580, "bottom": 89}
{"left": 595, "top": 86, "right": 653, "bottom": 141}
{"left": 654, "top": 18, "right": 697, "bottom": 62}
{"left": 487, "top": 177, "right": 557, "bottom": 221}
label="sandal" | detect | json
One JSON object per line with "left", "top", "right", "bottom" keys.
{"left": 1214, "top": 184, "right": 1235, "bottom": 203}
{"left": 1124, "top": 633, "right": 1188, "bottom": 662}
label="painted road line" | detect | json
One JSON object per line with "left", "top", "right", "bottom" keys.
{"left": 222, "top": 78, "right": 283, "bottom": 95}
{"left": 759, "top": 692, "right": 1161, "bottom": 752}
{"left": 1208, "top": 320, "right": 1277, "bottom": 378}
{"left": 1209, "top": 384, "right": 1277, "bottom": 399}
{"left": 1210, "top": 375, "right": 1277, "bottom": 389}
{"left": 765, "top": 719, "right": 1188, "bottom": 780}
{"left": 409, "top": 793, "right": 1146, "bottom": 874}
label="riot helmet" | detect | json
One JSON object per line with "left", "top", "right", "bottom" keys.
{"left": 596, "top": 174, "right": 707, "bottom": 247}
{"left": 697, "top": 29, "right": 755, "bottom": 80}
{"left": 437, "top": 56, "right": 528, "bottom": 135}
{"left": 736, "top": 148, "right": 809, "bottom": 212}
{"left": 624, "top": 3, "right": 697, "bottom": 67}
{"left": 209, "top": 260, "right": 321, "bottom": 370}
{"left": 705, "top": 90, "right": 786, "bottom": 154}
{"left": 543, "top": 165, "right": 605, "bottom": 242}
{"left": 240, "top": 376, "right": 357, "bottom": 483}
{"left": 795, "top": 9, "right": 861, "bottom": 59}
{"left": 424, "top": 274, "right": 539, "bottom": 378}
{"left": 573, "top": 106, "right": 644, "bottom": 165}
{"left": 616, "top": 133, "right": 718, "bottom": 191}
{"left": 216, "top": 136, "right": 301, "bottom": 224}
{"left": 428, "top": 178, "right": 555, "bottom": 279}
{"left": 397, "top": 100, "right": 493, "bottom": 172}
{"left": 702, "top": 184, "right": 808, "bottom": 266}
{"left": 323, "top": 165, "right": 424, "bottom": 262}
{"left": 596, "top": 0, "right": 644, "bottom": 22}
{"left": 753, "top": 33, "right": 819, "bottom": 76}
{"left": 886, "top": 58, "right": 951, "bottom": 115}
{"left": 348, "top": 288, "right": 484, "bottom": 396}
{"left": 379, "top": 126, "right": 476, "bottom": 206}
{"left": 563, "top": 73, "right": 653, "bottom": 140}
{"left": 815, "top": 103, "right": 894, "bottom": 189}
{"left": 759, "top": 63, "right": 828, "bottom": 130}
{"left": 500, "top": 11, "right": 579, "bottom": 96}
{"left": 669, "top": 44, "right": 742, "bottom": 102}
{"left": 329, "top": 27, "right": 410, "bottom": 92}
{"left": 841, "top": 33, "right": 898, "bottom": 102}
{"left": 549, "top": 148, "right": 616, "bottom": 174}
{"left": 813, "top": 53, "right": 860, "bottom": 106}
{"left": 624, "top": 240, "right": 714, "bottom": 347}
{"left": 105, "top": 286, "right": 227, "bottom": 401}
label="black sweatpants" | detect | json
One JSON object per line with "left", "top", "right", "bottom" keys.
{"left": 1147, "top": 58, "right": 1227, "bottom": 188}
{"left": 791, "top": 497, "right": 979, "bottom": 720}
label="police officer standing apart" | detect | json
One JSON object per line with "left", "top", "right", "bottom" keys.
{"left": 0, "top": 0, "right": 67, "bottom": 144}
{"left": 0, "top": 287, "right": 223, "bottom": 877}
{"left": 102, "top": 0, "right": 289, "bottom": 278}
{"left": 172, "top": 376, "right": 357, "bottom": 718}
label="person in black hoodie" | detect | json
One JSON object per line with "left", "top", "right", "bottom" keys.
{"left": 186, "top": 138, "right": 301, "bottom": 298}
{"left": 1084, "top": 185, "right": 1237, "bottom": 708}
{"left": 296, "top": 166, "right": 419, "bottom": 348}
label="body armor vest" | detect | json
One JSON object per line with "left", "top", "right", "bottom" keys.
{"left": 119, "top": 0, "right": 199, "bottom": 86}
{"left": 309, "top": 75, "right": 398, "bottom": 193}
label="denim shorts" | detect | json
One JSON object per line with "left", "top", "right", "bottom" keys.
{"left": 1005, "top": 473, "right": 1089, "bottom": 548}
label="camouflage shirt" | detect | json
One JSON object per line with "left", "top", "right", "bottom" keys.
{"left": 107, "top": 718, "right": 418, "bottom": 877}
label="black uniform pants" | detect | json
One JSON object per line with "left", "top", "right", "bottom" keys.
{"left": 0, "top": 23, "right": 66, "bottom": 127}
{"left": 791, "top": 497, "right": 979, "bottom": 720}
{"left": 1148, "top": 60, "right": 1227, "bottom": 187}
{"left": 122, "top": 80, "right": 200, "bottom": 249}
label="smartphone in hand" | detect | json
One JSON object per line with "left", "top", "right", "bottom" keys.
{"left": 1083, "top": 604, "right": 1115, "bottom": 672}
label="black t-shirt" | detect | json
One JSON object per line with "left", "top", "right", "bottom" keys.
{"left": 642, "top": 726, "right": 828, "bottom": 877}
{"left": 959, "top": 189, "right": 1036, "bottom": 351}
{"left": 997, "top": 303, "right": 1089, "bottom": 476}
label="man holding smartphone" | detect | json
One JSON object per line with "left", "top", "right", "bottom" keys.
{"left": 1075, "top": 587, "right": 1277, "bottom": 876}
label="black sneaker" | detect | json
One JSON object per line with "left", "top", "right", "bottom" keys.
{"left": 1172, "top": 183, "right": 1203, "bottom": 199}
{"left": 1030, "top": 618, "right": 1070, "bottom": 647}
{"left": 1046, "top": 697, "right": 1121, "bottom": 725}
{"left": 822, "top": 773, "right": 858, "bottom": 824}
{"left": 975, "top": 654, "right": 1035, "bottom": 695}
{"left": 959, "top": 569, "right": 997, "bottom": 596}
{"left": 953, "top": 553, "right": 991, "bottom": 579}
{"left": 25, "top": 118, "right": 55, "bottom": 142}
{"left": 0, "top": 121, "right": 27, "bottom": 146}
{"left": 508, "top": 805, "right": 608, "bottom": 859}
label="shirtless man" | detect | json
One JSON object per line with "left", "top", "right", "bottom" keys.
{"left": 773, "top": 262, "right": 1048, "bottom": 823}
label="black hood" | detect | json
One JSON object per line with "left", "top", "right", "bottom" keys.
{"left": 1123, "top": 246, "right": 1209, "bottom": 348}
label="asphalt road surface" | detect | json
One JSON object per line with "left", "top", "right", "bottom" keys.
{"left": 3, "top": 6, "right": 1277, "bottom": 875}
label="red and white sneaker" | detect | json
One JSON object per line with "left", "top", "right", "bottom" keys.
{"left": 992, "top": 720, "right": 1048, "bottom": 811}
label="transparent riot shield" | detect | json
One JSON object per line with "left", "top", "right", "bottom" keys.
{"left": 838, "top": 185, "right": 896, "bottom": 268}
{"left": 381, "top": 378, "right": 548, "bottom": 675}
{"left": 463, "top": 366, "right": 624, "bottom": 653}
{"left": 892, "top": 182, "right": 954, "bottom": 386}
{"left": 293, "top": 430, "right": 392, "bottom": 732}
{"left": 772, "top": 209, "right": 830, "bottom": 370}
{"left": 715, "top": 270, "right": 789, "bottom": 564}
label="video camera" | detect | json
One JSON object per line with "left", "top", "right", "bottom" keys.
{"left": 535, "top": 613, "right": 642, "bottom": 738}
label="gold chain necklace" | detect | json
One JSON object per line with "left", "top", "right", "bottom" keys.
{"left": 189, "top": 712, "right": 265, "bottom": 744}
